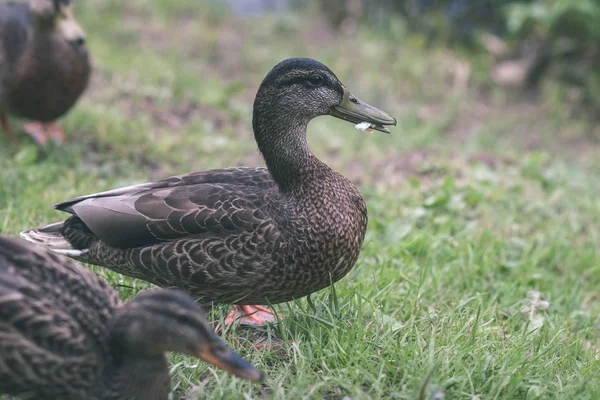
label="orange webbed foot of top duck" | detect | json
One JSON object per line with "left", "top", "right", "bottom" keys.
{"left": 224, "top": 305, "right": 281, "bottom": 326}
{"left": 23, "top": 122, "right": 65, "bottom": 145}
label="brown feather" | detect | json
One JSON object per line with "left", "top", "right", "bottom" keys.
{"left": 0, "top": 236, "right": 261, "bottom": 399}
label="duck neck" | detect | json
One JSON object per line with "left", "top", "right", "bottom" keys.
{"left": 252, "top": 98, "right": 320, "bottom": 189}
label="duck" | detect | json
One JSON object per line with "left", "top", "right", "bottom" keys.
{"left": 0, "top": 235, "right": 263, "bottom": 400}
{"left": 0, "top": 0, "right": 91, "bottom": 145}
{"left": 21, "top": 58, "right": 396, "bottom": 326}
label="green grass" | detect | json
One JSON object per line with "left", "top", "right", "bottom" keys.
{"left": 1, "top": 1, "right": 599, "bottom": 399}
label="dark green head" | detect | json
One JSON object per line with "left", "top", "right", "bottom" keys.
{"left": 109, "top": 289, "right": 263, "bottom": 382}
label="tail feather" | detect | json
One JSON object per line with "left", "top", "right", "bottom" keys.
{"left": 20, "top": 222, "right": 88, "bottom": 257}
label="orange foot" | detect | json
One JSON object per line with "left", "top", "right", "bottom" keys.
{"left": 224, "top": 305, "right": 281, "bottom": 326}
{"left": 45, "top": 122, "right": 66, "bottom": 144}
{"left": 23, "top": 122, "right": 65, "bottom": 145}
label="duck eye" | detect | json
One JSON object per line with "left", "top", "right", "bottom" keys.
{"left": 308, "top": 74, "right": 324, "bottom": 86}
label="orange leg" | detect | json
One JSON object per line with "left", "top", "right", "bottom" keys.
{"left": 0, "top": 113, "right": 19, "bottom": 143}
{"left": 213, "top": 306, "right": 290, "bottom": 352}
{"left": 44, "top": 122, "right": 66, "bottom": 144}
{"left": 22, "top": 122, "right": 48, "bottom": 145}
{"left": 22, "top": 121, "right": 65, "bottom": 145}
{"left": 224, "top": 305, "right": 281, "bottom": 326}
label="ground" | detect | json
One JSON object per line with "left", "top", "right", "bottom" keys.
{"left": 0, "top": 1, "right": 599, "bottom": 399}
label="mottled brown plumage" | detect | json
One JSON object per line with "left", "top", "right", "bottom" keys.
{"left": 0, "top": 0, "right": 91, "bottom": 143}
{"left": 21, "top": 58, "right": 395, "bottom": 318}
{"left": 0, "top": 235, "right": 262, "bottom": 400}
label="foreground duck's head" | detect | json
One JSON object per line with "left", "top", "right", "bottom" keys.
{"left": 109, "top": 290, "right": 264, "bottom": 382}
{"left": 252, "top": 58, "right": 396, "bottom": 185}
{"left": 254, "top": 58, "right": 396, "bottom": 133}
{"left": 30, "top": 0, "right": 87, "bottom": 53}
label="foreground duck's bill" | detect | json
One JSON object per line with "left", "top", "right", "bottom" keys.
{"left": 197, "top": 344, "right": 264, "bottom": 381}
{"left": 330, "top": 87, "right": 397, "bottom": 133}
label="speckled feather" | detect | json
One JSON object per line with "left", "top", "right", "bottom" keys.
{"left": 24, "top": 58, "right": 371, "bottom": 307}
{"left": 0, "top": 236, "right": 260, "bottom": 399}
{"left": 0, "top": 235, "right": 119, "bottom": 399}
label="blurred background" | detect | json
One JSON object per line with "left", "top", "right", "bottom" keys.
{"left": 4, "top": 0, "right": 596, "bottom": 177}
{"left": 1, "top": 1, "right": 600, "bottom": 398}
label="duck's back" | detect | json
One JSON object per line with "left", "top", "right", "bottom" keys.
{"left": 0, "top": 236, "right": 120, "bottom": 399}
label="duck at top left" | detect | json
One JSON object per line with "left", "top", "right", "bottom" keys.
{"left": 0, "top": 0, "right": 91, "bottom": 145}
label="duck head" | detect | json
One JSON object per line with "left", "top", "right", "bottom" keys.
{"left": 254, "top": 57, "right": 396, "bottom": 134}
{"left": 109, "top": 289, "right": 264, "bottom": 382}
{"left": 30, "top": 0, "right": 86, "bottom": 52}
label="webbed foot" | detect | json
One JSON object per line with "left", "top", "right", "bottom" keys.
{"left": 224, "top": 305, "right": 280, "bottom": 326}
{"left": 23, "top": 122, "right": 65, "bottom": 145}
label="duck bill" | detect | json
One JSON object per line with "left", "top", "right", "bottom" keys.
{"left": 197, "top": 345, "right": 264, "bottom": 382}
{"left": 330, "top": 87, "right": 397, "bottom": 133}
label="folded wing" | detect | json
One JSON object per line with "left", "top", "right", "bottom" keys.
{"left": 55, "top": 167, "right": 278, "bottom": 248}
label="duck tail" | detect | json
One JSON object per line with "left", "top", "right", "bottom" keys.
{"left": 20, "top": 221, "right": 88, "bottom": 257}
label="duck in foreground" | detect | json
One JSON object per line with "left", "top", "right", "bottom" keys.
{"left": 0, "top": 0, "right": 91, "bottom": 144}
{"left": 21, "top": 58, "right": 396, "bottom": 326}
{"left": 0, "top": 236, "right": 263, "bottom": 400}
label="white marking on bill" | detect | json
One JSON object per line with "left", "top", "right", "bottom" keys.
{"left": 355, "top": 121, "right": 375, "bottom": 134}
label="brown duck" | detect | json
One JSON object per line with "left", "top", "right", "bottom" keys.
{"left": 0, "top": 0, "right": 91, "bottom": 144}
{"left": 21, "top": 58, "right": 396, "bottom": 325}
{"left": 0, "top": 235, "right": 263, "bottom": 400}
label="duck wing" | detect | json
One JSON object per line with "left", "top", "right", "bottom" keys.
{"left": 0, "top": 236, "right": 120, "bottom": 398}
{"left": 55, "top": 167, "right": 278, "bottom": 248}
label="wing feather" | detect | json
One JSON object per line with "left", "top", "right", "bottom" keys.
{"left": 56, "top": 168, "right": 277, "bottom": 248}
